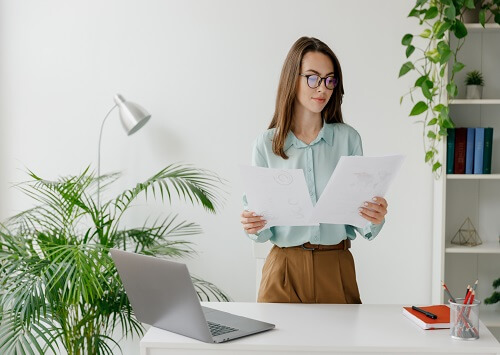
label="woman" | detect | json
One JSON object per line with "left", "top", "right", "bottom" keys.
{"left": 241, "top": 37, "right": 388, "bottom": 304}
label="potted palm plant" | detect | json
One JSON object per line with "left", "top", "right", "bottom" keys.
{"left": 0, "top": 164, "right": 228, "bottom": 354}
{"left": 465, "top": 69, "right": 485, "bottom": 99}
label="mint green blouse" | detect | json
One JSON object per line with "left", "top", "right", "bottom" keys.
{"left": 243, "top": 122, "right": 385, "bottom": 248}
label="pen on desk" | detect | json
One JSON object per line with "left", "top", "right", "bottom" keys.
{"left": 441, "top": 280, "right": 456, "bottom": 303}
{"left": 412, "top": 306, "right": 438, "bottom": 319}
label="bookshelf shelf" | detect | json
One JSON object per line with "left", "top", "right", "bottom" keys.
{"left": 465, "top": 23, "right": 500, "bottom": 32}
{"left": 446, "top": 174, "right": 500, "bottom": 180}
{"left": 432, "top": 19, "right": 500, "bottom": 336}
{"left": 446, "top": 241, "right": 500, "bottom": 254}
{"left": 450, "top": 99, "right": 500, "bottom": 105}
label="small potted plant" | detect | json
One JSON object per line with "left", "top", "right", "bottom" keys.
{"left": 465, "top": 69, "right": 485, "bottom": 99}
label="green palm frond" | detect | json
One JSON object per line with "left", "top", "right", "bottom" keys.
{"left": 0, "top": 311, "right": 60, "bottom": 355}
{"left": 40, "top": 244, "right": 112, "bottom": 304}
{"left": 192, "top": 276, "right": 232, "bottom": 302}
{"left": 113, "top": 163, "right": 227, "bottom": 215}
{"left": 112, "top": 213, "right": 202, "bottom": 255}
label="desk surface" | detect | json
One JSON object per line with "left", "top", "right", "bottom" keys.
{"left": 140, "top": 302, "right": 500, "bottom": 354}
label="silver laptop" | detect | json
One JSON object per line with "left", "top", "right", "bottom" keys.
{"left": 110, "top": 249, "right": 275, "bottom": 343}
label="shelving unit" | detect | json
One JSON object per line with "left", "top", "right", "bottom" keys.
{"left": 432, "top": 23, "right": 500, "bottom": 334}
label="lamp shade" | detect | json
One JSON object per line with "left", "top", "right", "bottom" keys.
{"left": 114, "top": 94, "right": 151, "bottom": 135}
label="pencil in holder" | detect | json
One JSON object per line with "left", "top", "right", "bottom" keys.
{"left": 449, "top": 298, "right": 481, "bottom": 340}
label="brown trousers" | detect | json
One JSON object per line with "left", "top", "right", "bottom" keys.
{"left": 257, "top": 244, "right": 362, "bottom": 304}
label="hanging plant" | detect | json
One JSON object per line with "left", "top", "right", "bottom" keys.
{"left": 399, "top": 0, "right": 500, "bottom": 177}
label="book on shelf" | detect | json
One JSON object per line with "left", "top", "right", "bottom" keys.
{"left": 474, "top": 127, "right": 484, "bottom": 174}
{"left": 402, "top": 305, "right": 450, "bottom": 330}
{"left": 447, "top": 128, "right": 455, "bottom": 174}
{"left": 446, "top": 127, "right": 494, "bottom": 174}
{"left": 465, "top": 127, "right": 475, "bottom": 174}
{"left": 483, "top": 127, "right": 493, "bottom": 174}
{"left": 453, "top": 127, "right": 467, "bottom": 174}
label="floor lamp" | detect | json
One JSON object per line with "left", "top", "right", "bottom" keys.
{"left": 97, "top": 94, "right": 151, "bottom": 208}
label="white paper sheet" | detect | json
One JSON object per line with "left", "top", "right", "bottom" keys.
{"left": 240, "top": 165, "right": 318, "bottom": 228}
{"left": 312, "top": 155, "right": 405, "bottom": 228}
{"left": 240, "top": 155, "right": 404, "bottom": 229}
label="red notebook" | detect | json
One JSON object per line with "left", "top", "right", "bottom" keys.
{"left": 453, "top": 127, "right": 467, "bottom": 174}
{"left": 402, "top": 305, "right": 450, "bottom": 330}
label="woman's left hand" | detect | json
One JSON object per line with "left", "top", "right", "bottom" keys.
{"left": 359, "top": 196, "right": 387, "bottom": 225}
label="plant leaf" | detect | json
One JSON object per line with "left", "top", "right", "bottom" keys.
{"left": 406, "top": 45, "right": 415, "bottom": 58}
{"left": 415, "top": 75, "right": 428, "bottom": 87}
{"left": 479, "top": 9, "right": 486, "bottom": 26}
{"left": 419, "top": 29, "right": 432, "bottom": 38}
{"left": 452, "top": 61, "right": 465, "bottom": 73}
{"left": 424, "top": 6, "right": 438, "bottom": 20}
{"left": 446, "top": 82, "right": 458, "bottom": 98}
{"left": 432, "top": 161, "right": 442, "bottom": 172}
{"left": 435, "top": 21, "right": 452, "bottom": 38}
{"left": 425, "top": 48, "right": 440, "bottom": 63}
{"left": 421, "top": 81, "right": 433, "bottom": 100}
{"left": 410, "top": 101, "right": 428, "bottom": 116}
{"left": 425, "top": 150, "right": 435, "bottom": 162}
{"left": 453, "top": 20, "right": 468, "bottom": 38}
{"left": 445, "top": 3, "right": 456, "bottom": 20}
{"left": 398, "top": 61, "right": 415, "bottom": 77}
{"left": 402, "top": 33, "right": 413, "bottom": 45}
{"left": 464, "top": 0, "right": 475, "bottom": 9}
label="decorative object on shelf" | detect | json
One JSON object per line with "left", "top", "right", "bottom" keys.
{"left": 465, "top": 70, "right": 485, "bottom": 99}
{"left": 484, "top": 278, "right": 500, "bottom": 305}
{"left": 399, "top": 0, "right": 500, "bottom": 177}
{"left": 451, "top": 217, "right": 483, "bottom": 246}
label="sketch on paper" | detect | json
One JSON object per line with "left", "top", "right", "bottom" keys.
{"left": 239, "top": 165, "right": 317, "bottom": 228}
{"left": 314, "top": 155, "right": 404, "bottom": 228}
{"left": 350, "top": 170, "right": 391, "bottom": 192}
{"left": 240, "top": 155, "right": 404, "bottom": 228}
{"left": 274, "top": 171, "right": 294, "bottom": 185}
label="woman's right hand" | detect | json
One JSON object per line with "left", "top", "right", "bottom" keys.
{"left": 240, "top": 210, "right": 267, "bottom": 234}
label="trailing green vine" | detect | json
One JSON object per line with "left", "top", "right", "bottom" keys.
{"left": 399, "top": 0, "right": 500, "bottom": 177}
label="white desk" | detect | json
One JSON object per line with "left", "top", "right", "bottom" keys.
{"left": 140, "top": 302, "right": 500, "bottom": 355}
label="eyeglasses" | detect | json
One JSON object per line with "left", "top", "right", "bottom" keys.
{"left": 299, "top": 74, "right": 338, "bottom": 90}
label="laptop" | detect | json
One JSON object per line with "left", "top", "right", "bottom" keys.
{"left": 110, "top": 249, "right": 275, "bottom": 343}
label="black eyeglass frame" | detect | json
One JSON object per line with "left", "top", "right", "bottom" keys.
{"left": 298, "top": 73, "right": 338, "bottom": 90}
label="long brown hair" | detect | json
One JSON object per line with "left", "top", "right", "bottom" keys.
{"left": 268, "top": 37, "right": 345, "bottom": 159}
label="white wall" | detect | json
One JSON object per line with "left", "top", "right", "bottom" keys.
{"left": 0, "top": 0, "right": 433, "bottom": 352}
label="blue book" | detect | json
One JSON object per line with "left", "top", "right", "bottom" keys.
{"left": 465, "top": 128, "right": 475, "bottom": 174}
{"left": 474, "top": 128, "right": 485, "bottom": 174}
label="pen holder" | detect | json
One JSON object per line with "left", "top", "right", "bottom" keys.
{"left": 449, "top": 298, "right": 481, "bottom": 340}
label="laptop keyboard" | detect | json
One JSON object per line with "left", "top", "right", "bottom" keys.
{"left": 207, "top": 321, "right": 238, "bottom": 337}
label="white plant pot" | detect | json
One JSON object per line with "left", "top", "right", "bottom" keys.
{"left": 466, "top": 85, "right": 483, "bottom": 99}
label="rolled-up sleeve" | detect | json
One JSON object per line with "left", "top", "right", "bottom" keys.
{"left": 355, "top": 220, "right": 385, "bottom": 241}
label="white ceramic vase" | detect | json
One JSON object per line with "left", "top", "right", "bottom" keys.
{"left": 466, "top": 85, "right": 483, "bottom": 99}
